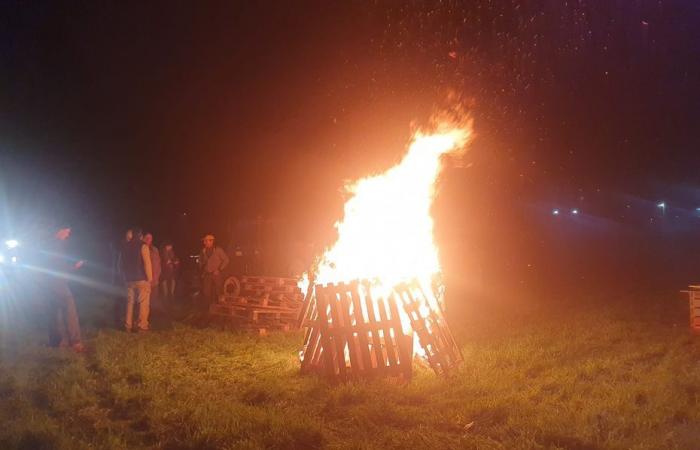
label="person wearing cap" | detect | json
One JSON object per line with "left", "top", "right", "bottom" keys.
{"left": 44, "top": 224, "right": 85, "bottom": 352}
{"left": 119, "top": 228, "right": 153, "bottom": 332}
{"left": 198, "top": 234, "right": 229, "bottom": 307}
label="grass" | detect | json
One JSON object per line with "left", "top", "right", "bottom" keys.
{"left": 0, "top": 290, "right": 699, "bottom": 449}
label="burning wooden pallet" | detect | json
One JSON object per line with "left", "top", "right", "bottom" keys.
{"left": 394, "top": 281, "right": 463, "bottom": 376}
{"left": 209, "top": 276, "right": 303, "bottom": 334}
{"left": 300, "top": 278, "right": 462, "bottom": 381}
{"left": 301, "top": 280, "right": 413, "bottom": 381}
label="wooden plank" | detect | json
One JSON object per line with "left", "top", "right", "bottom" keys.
{"left": 364, "top": 283, "right": 387, "bottom": 376}
{"left": 315, "top": 284, "right": 337, "bottom": 379}
{"left": 350, "top": 281, "right": 373, "bottom": 374}
{"left": 327, "top": 283, "right": 348, "bottom": 380}
{"left": 386, "top": 290, "right": 412, "bottom": 379}
{"left": 340, "top": 284, "right": 362, "bottom": 377}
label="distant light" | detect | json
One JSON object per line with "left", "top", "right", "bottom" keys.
{"left": 0, "top": 254, "right": 4, "bottom": 263}
{"left": 4, "top": 239, "right": 19, "bottom": 249}
{"left": 552, "top": 209, "right": 560, "bottom": 216}
{"left": 571, "top": 209, "right": 579, "bottom": 215}
{"left": 696, "top": 207, "right": 700, "bottom": 212}
{"left": 657, "top": 202, "right": 665, "bottom": 208}
{"left": 10, "top": 256, "right": 17, "bottom": 264}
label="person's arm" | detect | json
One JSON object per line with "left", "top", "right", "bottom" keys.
{"left": 141, "top": 244, "right": 153, "bottom": 282}
{"left": 198, "top": 250, "right": 205, "bottom": 269}
{"left": 217, "top": 248, "right": 229, "bottom": 271}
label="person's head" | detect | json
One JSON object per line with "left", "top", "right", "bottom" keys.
{"left": 163, "top": 242, "right": 173, "bottom": 251}
{"left": 203, "top": 234, "right": 215, "bottom": 249}
{"left": 143, "top": 233, "right": 153, "bottom": 246}
{"left": 132, "top": 228, "right": 143, "bottom": 241}
{"left": 55, "top": 226, "right": 72, "bottom": 241}
{"left": 125, "top": 229, "right": 133, "bottom": 242}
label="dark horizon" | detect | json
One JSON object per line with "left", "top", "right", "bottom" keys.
{"left": 1, "top": 1, "right": 699, "bottom": 289}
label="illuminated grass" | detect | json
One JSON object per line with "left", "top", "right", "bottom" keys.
{"left": 0, "top": 293, "right": 698, "bottom": 449}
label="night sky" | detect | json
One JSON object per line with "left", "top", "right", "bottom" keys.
{"left": 1, "top": 1, "right": 699, "bottom": 274}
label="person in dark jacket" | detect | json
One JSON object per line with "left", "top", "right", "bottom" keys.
{"left": 119, "top": 228, "right": 153, "bottom": 332}
{"left": 198, "top": 234, "right": 229, "bottom": 307}
{"left": 45, "top": 225, "right": 85, "bottom": 352}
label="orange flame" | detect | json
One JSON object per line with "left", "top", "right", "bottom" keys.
{"left": 312, "top": 118, "right": 473, "bottom": 296}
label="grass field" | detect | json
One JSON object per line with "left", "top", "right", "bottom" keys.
{"left": 0, "top": 290, "right": 699, "bottom": 450}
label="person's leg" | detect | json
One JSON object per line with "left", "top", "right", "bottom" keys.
{"left": 47, "top": 291, "right": 62, "bottom": 347}
{"left": 53, "top": 302, "right": 69, "bottom": 347}
{"left": 213, "top": 273, "right": 224, "bottom": 303}
{"left": 201, "top": 274, "right": 213, "bottom": 309}
{"left": 46, "top": 279, "right": 70, "bottom": 346}
{"left": 125, "top": 283, "right": 136, "bottom": 331}
{"left": 56, "top": 281, "right": 82, "bottom": 345}
{"left": 169, "top": 279, "right": 176, "bottom": 298}
{"left": 137, "top": 281, "right": 151, "bottom": 331}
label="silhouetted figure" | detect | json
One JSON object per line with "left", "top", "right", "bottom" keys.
{"left": 198, "top": 234, "right": 229, "bottom": 308}
{"left": 119, "top": 228, "right": 153, "bottom": 332}
{"left": 45, "top": 225, "right": 85, "bottom": 353}
{"left": 160, "top": 242, "right": 180, "bottom": 301}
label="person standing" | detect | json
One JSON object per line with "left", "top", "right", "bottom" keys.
{"left": 143, "top": 232, "right": 161, "bottom": 306}
{"left": 198, "top": 234, "right": 229, "bottom": 307}
{"left": 119, "top": 228, "right": 153, "bottom": 332}
{"left": 45, "top": 225, "right": 85, "bottom": 353}
{"left": 160, "top": 242, "right": 180, "bottom": 301}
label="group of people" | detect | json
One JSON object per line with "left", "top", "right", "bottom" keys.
{"left": 117, "top": 228, "right": 181, "bottom": 333}
{"left": 45, "top": 224, "right": 231, "bottom": 352}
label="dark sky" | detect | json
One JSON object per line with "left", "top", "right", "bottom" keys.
{"left": 1, "top": 0, "right": 699, "bottom": 247}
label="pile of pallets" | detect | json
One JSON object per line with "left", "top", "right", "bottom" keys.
{"left": 300, "top": 278, "right": 462, "bottom": 382}
{"left": 681, "top": 285, "right": 700, "bottom": 335}
{"left": 209, "top": 276, "right": 303, "bottom": 334}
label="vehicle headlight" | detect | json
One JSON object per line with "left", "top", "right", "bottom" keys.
{"left": 5, "top": 240, "right": 19, "bottom": 249}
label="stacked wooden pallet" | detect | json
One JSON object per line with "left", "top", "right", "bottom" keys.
{"left": 300, "top": 280, "right": 413, "bottom": 381}
{"left": 682, "top": 285, "right": 700, "bottom": 335}
{"left": 300, "top": 278, "right": 462, "bottom": 382}
{"left": 209, "top": 276, "right": 303, "bottom": 334}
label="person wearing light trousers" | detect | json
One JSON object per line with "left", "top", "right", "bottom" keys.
{"left": 119, "top": 228, "right": 153, "bottom": 332}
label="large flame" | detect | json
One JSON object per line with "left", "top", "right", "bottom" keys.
{"left": 313, "top": 120, "right": 472, "bottom": 294}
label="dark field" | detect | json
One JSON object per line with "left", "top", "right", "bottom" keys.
{"left": 0, "top": 290, "right": 698, "bottom": 450}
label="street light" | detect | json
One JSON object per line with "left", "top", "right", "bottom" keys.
{"left": 657, "top": 202, "right": 666, "bottom": 215}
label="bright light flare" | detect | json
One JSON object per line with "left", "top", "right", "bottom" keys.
{"left": 4, "top": 240, "right": 19, "bottom": 249}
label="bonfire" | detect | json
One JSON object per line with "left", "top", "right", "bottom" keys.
{"left": 299, "top": 114, "right": 473, "bottom": 381}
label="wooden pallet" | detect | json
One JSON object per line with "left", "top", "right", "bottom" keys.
{"left": 212, "top": 274, "right": 302, "bottom": 333}
{"left": 300, "top": 280, "right": 413, "bottom": 382}
{"left": 394, "top": 281, "right": 463, "bottom": 376}
{"left": 683, "top": 287, "right": 700, "bottom": 335}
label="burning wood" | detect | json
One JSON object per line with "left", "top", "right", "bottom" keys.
{"left": 298, "top": 114, "right": 472, "bottom": 380}
{"left": 300, "top": 279, "right": 462, "bottom": 381}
